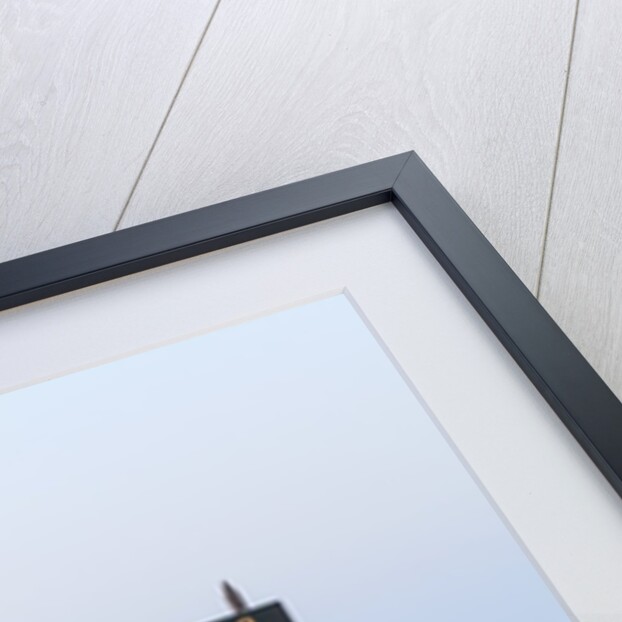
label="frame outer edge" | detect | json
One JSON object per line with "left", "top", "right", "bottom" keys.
{"left": 392, "top": 151, "right": 622, "bottom": 498}
{"left": 0, "top": 153, "right": 411, "bottom": 312}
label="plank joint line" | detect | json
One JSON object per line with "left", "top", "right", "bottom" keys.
{"left": 535, "top": 0, "right": 581, "bottom": 298}
{"left": 113, "top": 0, "right": 225, "bottom": 232}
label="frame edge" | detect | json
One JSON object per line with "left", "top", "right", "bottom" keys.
{"left": 392, "top": 151, "right": 622, "bottom": 498}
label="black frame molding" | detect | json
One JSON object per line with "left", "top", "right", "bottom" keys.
{"left": 1, "top": 151, "right": 621, "bottom": 498}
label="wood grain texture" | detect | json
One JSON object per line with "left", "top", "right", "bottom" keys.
{"left": 119, "top": 0, "right": 576, "bottom": 291}
{"left": 539, "top": 0, "right": 622, "bottom": 401}
{"left": 0, "top": 0, "right": 218, "bottom": 262}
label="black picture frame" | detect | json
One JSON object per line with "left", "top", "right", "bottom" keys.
{"left": 1, "top": 151, "right": 621, "bottom": 499}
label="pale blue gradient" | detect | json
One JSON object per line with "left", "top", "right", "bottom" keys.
{"left": 0, "top": 295, "right": 572, "bottom": 622}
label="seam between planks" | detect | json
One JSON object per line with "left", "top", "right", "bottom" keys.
{"left": 534, "top": 0, "right": 581, "bottom": 298}
{"left": 113, "top": 0, "right": 225, "bottom": 231}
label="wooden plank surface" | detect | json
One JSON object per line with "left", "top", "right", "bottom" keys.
{"left": 539, "top": 0, "right": 622, "bottom": 401}
{"left": 0, "top": 0, "right": 218, "bottom": 262}
{"left": 119, "top": 0, "right": 576, "bottom": 291}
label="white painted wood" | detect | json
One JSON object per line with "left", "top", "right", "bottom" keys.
{"left": 2, "top": 207, "right": 620, "bottom": 620}
{"left": 0, "top": 0, "right": 218, "bottom": 261}
{"left": 119, "top": 0, "right": 576, "bottom": 290}
{"left": 539, "top": 0, "right": 622, "bottom": 401}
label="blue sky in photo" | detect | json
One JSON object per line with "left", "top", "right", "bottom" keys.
{"left": 0, "top": 294, "right": 573, "bottom": 622}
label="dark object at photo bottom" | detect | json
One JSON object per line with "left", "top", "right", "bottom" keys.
{"left": 211, "top": 602, "right": 294, "bottom": 622}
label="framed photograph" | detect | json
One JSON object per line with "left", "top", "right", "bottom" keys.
{"left": 1, "top": 152, "right": 620, "bottom": 622}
